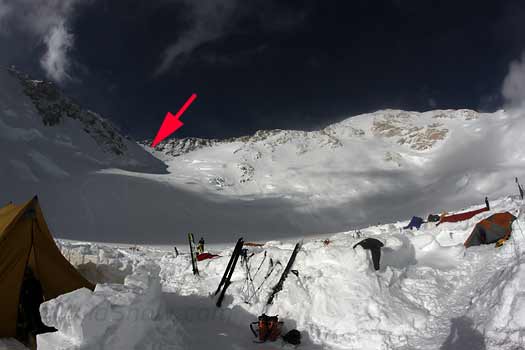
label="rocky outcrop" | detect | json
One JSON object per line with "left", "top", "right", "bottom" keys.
{"left": 9, "top": 68, "right": 128, "bottom": 156}
{"left": 372, "top": 111, "right": 449, "bottom": 151}
{"left": 143, "top": 137, "right": 219, "bottom": 157}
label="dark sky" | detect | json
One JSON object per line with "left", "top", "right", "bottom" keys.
{"left": 3, "top": 0, "right": 525, "bottom": 139}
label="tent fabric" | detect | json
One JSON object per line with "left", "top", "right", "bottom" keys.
{"left": 464, "top": 212, "right": 517, "bottom": 248}
{"left": 403, "top": 216, "right": 424, "bottom": 230}
{"left": 437, "top": 199, "right": 490, "bottom": 226}
{"left": 437, "top": 206, "right": 488, "bottom": 225}
{"left": 0, "top": 196, "right": 94, "bottom": 337}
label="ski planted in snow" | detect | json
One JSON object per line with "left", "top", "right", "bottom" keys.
{"left": 215, "top": 237, "right": 244, "bottom": 307}
{"left": 266, "top": 241, "right": 302, "bottom": 305}
{"left": 188, "top": 233, "right": 199, "bottom": 275}
{"left": 517, "top": 177, "right": 524, "bottom": 200}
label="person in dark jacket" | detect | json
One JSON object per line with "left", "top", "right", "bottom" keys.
{"left": 403, "top": 216, "right": 424, "bottom": 230}
{"left": 353, "top": 238, "right": 384, "bottom": 271}
{"left": 19, "top": 268, "right": 54, "bottom": 337}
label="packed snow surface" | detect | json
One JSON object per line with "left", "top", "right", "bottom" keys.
{"left": 44, "top": 197, "right": 525, "bottom": 349}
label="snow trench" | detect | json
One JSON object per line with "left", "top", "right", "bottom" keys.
{"left": 41, "top": 197, "right": 525, "bottom": 349}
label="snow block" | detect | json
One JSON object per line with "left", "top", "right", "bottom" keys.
{"left": 38, "top": 261, "right": 164, "bottom": 350}
{"left": 39, "top": 287, "right": 112, "bottom": 346}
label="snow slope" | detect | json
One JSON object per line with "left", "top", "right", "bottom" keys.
{"left": 1, "top": 68, "right": 166, "bottom": 173}
{"left": 2, "top": 67, "right": 525, "bottom": 243}
{"left": 43, "top": 196, "right": 525, "bottom": 349}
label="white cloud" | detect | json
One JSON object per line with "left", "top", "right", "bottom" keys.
{"left": 1, "top": 0, "right": 85, "bottom": 83}
{"left": 502, "top": 52, "right": 525, "bottom": 109}
{"left": 0, "top": 0, "right": 12, "bottom": 33}
{"left": 40, "top": 21, "right": 74, "bottom": 82}
{"left": 154, "top": 0, "right": 238, "bottom": 76}
{"left": 0, "top": 0, "right": 11, "bottom": 20}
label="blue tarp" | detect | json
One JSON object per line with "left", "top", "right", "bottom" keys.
{"left": 403, "top": 216, "right": 424, "bottom": 230}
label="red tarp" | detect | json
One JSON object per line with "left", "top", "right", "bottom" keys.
{"left": 437, "top": 206, "right": 489, "bottom": 225}
{"left": 197, "top": 252, "right": 220, "bottom": 261}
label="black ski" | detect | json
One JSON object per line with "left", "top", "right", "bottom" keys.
{"left": 517, "top": 177, "right": 524, "bottom": 200}
{"left": 215, "top": 238, "right": 244, "bottom": 307}
{"left": 214, "top": 238, "right": 243, "bottom": 295}
{"left": 188, "top": 233, "right": 199, "bottom": 275}
{"left": 266, "top": 241, "right": 302, "bottom": 305}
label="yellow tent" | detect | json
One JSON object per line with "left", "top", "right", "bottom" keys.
{"left": 0, "top": 196, "right": 94, "bottom": 337}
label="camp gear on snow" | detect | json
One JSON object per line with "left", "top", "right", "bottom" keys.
{"left": 250, "top": 314, "right": 283, "bottom": 342}
{"left": 495, "top": 239, "right": 506, "bottom": 248}
{"left": 215, "top": 238, "right": 244, "bottom": 307}
{"left": 437, "top": 197, "right": 490, "bottom": 226}
{"left": 197, "top": 237, "right": 205, "bottom": 254}
{"left": 427, "top": 214, "right": 440, "bottom": 222}
{"left": 0, "top": 196, "right": 94, "bottom": 338}
{"left": 241, "top": 250, "right": 267, "bottom": 303}
{"left": 283, "top": 329, "right": 302, "bottom": 345}
{"left": 517, "top": 178, "right": 524, "bottom": 200}
{"left": 240, "top": 248, "right": 254, "bottom": 260}
{"left": 464, "top": 212, "right": 517, "bottom": 248}
{"left": 240, "top": 248, "right": 256, "bottom": 302}
{"left": 353, "top": 238, "right": 384, "bottom": 271}
{"left": 252, "top": 251, "right": 267, "bottom": 278}
{"left": 267, "top": 241, "right": 302, "bottom": 305}
{"left": 403, "top": 216, "right": 424, "bottom": 230}
{"left": 245, "top": 258, "right": 281, "bottom": 305}
{"left": 187, "top": 233, "right": 199, "bottom": 275}
{"left": 196, "top": 252, "right": 219, "bottom": 261}
{"left": 244, "top": 242, "right": 265, "bottom": 247}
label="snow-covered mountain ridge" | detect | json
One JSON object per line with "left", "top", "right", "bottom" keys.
{"left": 143, "top": 108, "right": 524, "bottom": 203}
{"left": 144, "top": 108, "right": 458, "bottom": 159}
{"left": 147, "top": 108, "right": 478, "bottom": 154}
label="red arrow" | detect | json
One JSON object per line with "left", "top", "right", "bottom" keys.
{"left": 151, "top": 93, "right": 197, "bottom": 147}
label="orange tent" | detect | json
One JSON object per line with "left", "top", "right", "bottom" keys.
{"left": 0, "top": 196, "right": 94, "bottom": 337}
{"left": 464, "top": 212, "right": 516, "bottom": 248}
